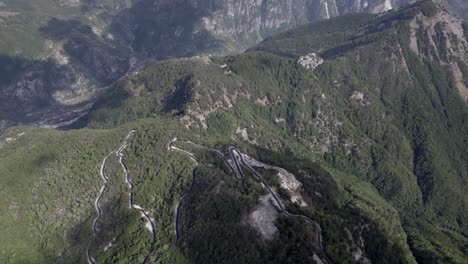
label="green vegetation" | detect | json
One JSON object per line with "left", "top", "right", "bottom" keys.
{"left": 0, "top": 0, "right": 80, "bottom": 58}
{"left": 0, "top": 0, "right": 131, "bottom": 59}
{"left": 255, "top": 13, "right": 374, "bottom": 57}
{"left": 1, "top": 1, "right": 467, "bottom": 263}
{"left": 0, "top": 125, "right": 123, "bottom": 262}
{"left": 0, "top": 118, "right": 200, "bottom": 263}
{"left": 463, "top": 22, "right": 468, "bottom": 42}
{"left": 434, "top": 22, "right": 448, "bottom": 61}
{"left": 420, "top": 0, "right": 439, "bottom": 17}
{"left": 459, "top": 61, "right": 468, "bottom": 87}
{"left": 82, "top": 3, "right": 467, "bottom": 261}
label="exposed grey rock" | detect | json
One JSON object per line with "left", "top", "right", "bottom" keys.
{"left": 298, "top": 53, "right": 324, "bottom": 70}
{"left": 249, "top": 194, "right": 279, "bottom": 240}
{"left": 350, "top": 91, "right": 371, "bottom": 106}
{"left": 2, "top": 0, "right": 466, "bottom": 130}
{"left": 58, "top": 0, "right": 81, "bottom": 7}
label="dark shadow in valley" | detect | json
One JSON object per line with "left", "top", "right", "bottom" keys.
{"left": 161, "top": 74, "right": 194, "bottom": 115}
{"left": 39, "top": 18, "right": 132, "bottom": 85}
{"left": 64, "top": 83, "right": 133, "bottom": 130}
{"left": 0, "top": 15, "right": 135, "bottom": 129}
{"left": 0, "top": 55, "right": 28, "bottom": 85}
{"left": 0, "top": 54, "right": 30, "bottom": 121}
{"left": 108, "top": 0, "right": 224, "bottom": 60}
{"left": 0, "top": 53, "right": 81, "bottom": 123}
{"left": 1, "top": 1, "right": 229, "bottom": 130}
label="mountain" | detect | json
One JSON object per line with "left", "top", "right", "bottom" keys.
{"left": 1, "top": 0, "right": 467, "bottom": 263}
{"left": 1, "top": 0, "right": 467, "bottom": 131}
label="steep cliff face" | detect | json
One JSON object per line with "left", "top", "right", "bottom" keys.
{"left": 186, "top": 0, "right": 467, "bottom": 51}
{"left": 195, "top": 0, "right": 415, "bottom": 51}
{"left": 435, "top": 0, "right": 468, "bottom": 20}
{"left": 199, "top": 0, "right": 310, "bottom": 51}
{"left": 0, "top": 0, "right": 466, "bottom": 131}
{"left": 407, "top": 6, "right": 468, "bottom": 101}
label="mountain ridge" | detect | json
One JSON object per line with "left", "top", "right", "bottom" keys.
{"left": 0, "top": 0, "right": 467, "bottom": 263}
{"left": 78, "top": 1, "right": 467, "bottom": 262}
{"left": 1, "top": 0, "right": 467, "bottom": 131}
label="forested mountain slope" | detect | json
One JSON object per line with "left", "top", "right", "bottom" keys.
{"left": 1, "top": 0, "right": 467, "bottom": 130}
{"left": 0, "top": 0, "right": 467, "bottom": 263}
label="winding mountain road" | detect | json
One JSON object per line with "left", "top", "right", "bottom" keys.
{"left": 229, "top": 147, "right": 245, "bottom": 179}
{"left": 87, "top": 136, "right": 330, "bottom": 263}
{"left": 150, "top": 141, "right": 199, "bottom": 263}
{"left": 169, "top": 139, "right": 332, "bottom": 263}
{"left": 87, "top": 130, "right": 157, "bottom": 264}
{"left": 87, "top": 154, "right": 112, "bottom": 264}
{"left": 229, "top": 147, "right": 332, "bottom": 263}
{"left": 182, "top": 140, "right": 237, "bottom": 177}
{"left": 152, "top": 168, "right": 197, "bottom": 263}
{"left": 117, "top": 130, "right": 157, "bottom": 264}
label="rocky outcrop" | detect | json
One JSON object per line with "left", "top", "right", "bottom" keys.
{"left": 195, "top": 0, "right": 428, "bottom": 51}
{"left": 298, "top": 53, "right": 324, "bottom": 70}
{"left": 407, "top": 5, "right": 468, "bottom": 101}
{"left": 248, "top": 194, "right": 279, "bottom": 240}
{"left": 200, "top": 0, "right": 310, "bottom": 51}
{"left": 2, "top": 0, "right": 466, "bottom": 130}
